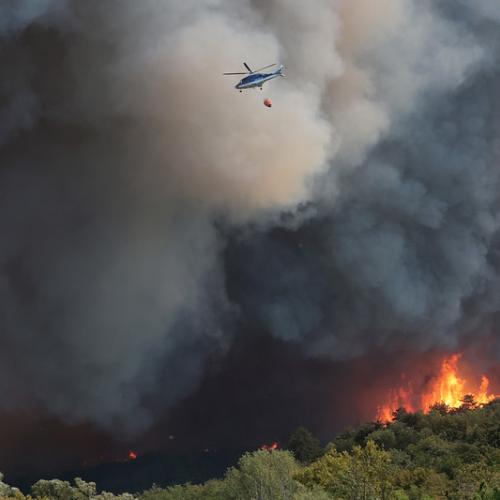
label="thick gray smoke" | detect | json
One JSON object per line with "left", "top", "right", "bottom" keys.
{"left": 0, "top": 0, "right": 499, "bottom": 433}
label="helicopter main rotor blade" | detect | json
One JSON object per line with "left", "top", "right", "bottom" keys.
{"left": 253, "top": 63, "right": 277, "bottom": 72}
{"left": 243, "top": 62, "right": 253, "bottom": 73}
{"left": 223, "top": 72, "right": 248, "bottom": 75}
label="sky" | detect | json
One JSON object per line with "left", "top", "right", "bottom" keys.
{"left": 0, "top": 0, "right": 499, "bottom": 483}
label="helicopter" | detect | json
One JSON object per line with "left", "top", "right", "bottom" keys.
{"left": 223, "top": 62, "right": 285, "bottom": 92}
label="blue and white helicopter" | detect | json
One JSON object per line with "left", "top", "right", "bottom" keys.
{"left": 223, "top": 62, "right": 285, "bottom": 92}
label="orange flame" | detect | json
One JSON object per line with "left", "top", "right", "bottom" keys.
{"left": 376, "top": 354, "right": 497, "bottom": 422}
{"left": 261, "top": 442, "right": 279, "bottom": 451}
{"left": 376, "top": 384, "right": 416, "bottom": 422}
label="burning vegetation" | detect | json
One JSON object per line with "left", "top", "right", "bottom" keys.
{"left": 260, "top": 442, "right": 279, "bottom": 451}
{"left": 376, "top": 354, "right": 498, "bottom": 422}
{"left": 2, "top": 401, "right": 499, "bottom": 499}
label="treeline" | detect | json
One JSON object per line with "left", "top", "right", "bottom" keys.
{"left": 1, "top": 398, "right": 499, "bottom": 499}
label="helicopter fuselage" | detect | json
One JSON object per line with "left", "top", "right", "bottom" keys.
{"left": 236, "top": 66, "right": 284, "bottom": 90}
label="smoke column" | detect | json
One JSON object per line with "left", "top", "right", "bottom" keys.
{"left": 0, "top": 0, "right": 499, "bottom": 464}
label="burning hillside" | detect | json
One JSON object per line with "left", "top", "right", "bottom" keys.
{"left": 376, "top": 354, "right": 498, "bottom": 422}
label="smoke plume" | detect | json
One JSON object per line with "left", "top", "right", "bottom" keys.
{"left": 0, "top": 0, "right": 499, "bottom": 452}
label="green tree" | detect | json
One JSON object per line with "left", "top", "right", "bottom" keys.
{"left": 461, "top": 394, "right": 478, "bottom": 411}
{"left": 297, "top": 440, "right": 395, "bottom": 499}
{"left": 331, "top": 429, "right": 356, "bottom": 452}
{"left": 393, "top": 407, "right": 409, "bottom": 423}
{"left": 224, "top": 449, "right": 302, "bottom": 500}
{"left": 349, "top": 440, "right": 394, "bottom": 500}
{"left": 0, "top": 473, "right": 25, "bottom": 500}
{"left": 390, "top": 422, "right": 419, "bottom": 450}
{"left": 31, "top": 479, "right": 76, "bottom": 500}
{"left": 429, "top": 402, "right": 451, "bottom": 416}
{"left": 32, "top": 478, "right": 135, "bottom": 500}
{"left": 369, "top": 428, "right": 397, "bottom": 450}
{"left": 287, "top": 427, "right": 323, "bottom": 464}
{"left": 295, "top": 446, "right": 352, "bottom": 495}
{"left": 140, "top": 480, "right": 226, "bottom": 500}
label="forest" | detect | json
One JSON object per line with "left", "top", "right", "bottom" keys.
{"left": 1, "top": 398, "right": 499, "bottom": 500}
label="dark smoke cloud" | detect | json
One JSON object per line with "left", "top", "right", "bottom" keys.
{"left": 231, "top": 63, "right": 500, "bottom": 361}
{"left": 0, "top": 0, "right": 499, "bottom": 460}
{"left": 226, "top": 1, "right": 500, "bottom": 366}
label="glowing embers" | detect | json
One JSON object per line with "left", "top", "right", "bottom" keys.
{"left": 376, "top": 354, "right": 497, "bottom": 422}
{"left": 261, "top": 442, "right": 279, "bottom": 451}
